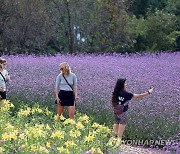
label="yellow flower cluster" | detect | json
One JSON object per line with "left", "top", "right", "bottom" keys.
{"left": 57, "top": 146, "right": 70, "bottom": 154}
{"left": 4, "top": 123, "right": 14, "bottom": 131}
{"left": 45, "top": 108, "right": 52, "bottom": 115}
{"left": 31, "top": 107, "right": 43, "bottom": 114}
{"left": 85, "top": 132, "right": 95, "bottom": 142}
{"left": 17, "top": 107, "right": 31, "bottom": 117}
{"left": 76, "top": 122, "right": 84, "bottom": 130}
{"left": 25, "top": 124, "right": 47, "bottom": 138}
{"left": 30, "top": 145, "right": 49, "bottom": 153}
{"left": 63, "top": 118, "right": 76, "bottom": 125}
{"left": 0, "top": 147, "right": 4, "bottom": 153}
{"left": 17, "top": 106, "right": 52, "bottom": 117}
{"left": 78, "top": 115, "right": 90, "bottom": 123}
{"left": 0, "top": 100, "right": 14, "bottom": 112}
{"left": 92, "top": 122, "right": 111, "bottom": 134}
{"left": 90, "top": 147, "right": 103, "bottom": 154}
{"left": 0, "top": 101, "right": 116, "bottom": 153}
{"left": 70, "top": 130, "right": 81, "bottom": 138}
{"left": 2, "top": 129, "right": 18, "bottom": 141}
{"left": 54, "top": 114, "right": 66, "bottom": 122}
{"left": 51, "top": 130, "right": 65, "bottom": 139}
{"left": 64, "top": 140, "right": 76, "bottom": 147}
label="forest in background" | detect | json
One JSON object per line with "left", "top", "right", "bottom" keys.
{"left": 0, "top": 0, "right": 179, "bottom": 55}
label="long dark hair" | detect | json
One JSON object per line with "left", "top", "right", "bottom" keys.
{"left": 112, "top": 78, "right": 126, "bottom": 106}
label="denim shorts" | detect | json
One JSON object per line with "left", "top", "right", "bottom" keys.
{"left": 114, "top": 112, "right": 127, "bottom": 125}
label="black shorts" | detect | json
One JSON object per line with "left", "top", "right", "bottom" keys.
{"left": 57, "top": 90, "right": 75, "bottom": 106}
{"left": 0, "top": 91, "right": 6, "bottom": 100}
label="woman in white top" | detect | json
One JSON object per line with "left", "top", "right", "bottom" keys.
{"left": 0, "top": 58, "right": 11, "bottom": 84}
{"left": 55, "top": 62, "right": 79, "bottom": 119}
{"left": 0, "top": 64, "right": 6, "bottom": 100}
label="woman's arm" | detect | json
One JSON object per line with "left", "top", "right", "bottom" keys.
{"left": 73, "top": 88, "right": 78, "bottom": 98}
{"left": 54, "top": 75, "right": 61, "bottom": 103}
{"left": 6, "top": 71, "right": 11, "bottom": 84}
{"left": 54, "top": 88, "right": 59, "bottom": 100}
{"left": 133, "top": 87, "right": 154, "bottom": 99}
{"left": 73, "top": 74, "right": 79, "bottom": 101}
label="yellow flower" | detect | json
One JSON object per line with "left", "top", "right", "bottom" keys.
{"left": 2, "top": 133, "right": 9, "bottom": 141}
{"left": 26, "top": 126, "right": 46, "bottom": 138}
{"left": 5, "top": 123, "right": 14, "bottom": 131}
{"left": 17, "top": 107, "right": 31, "bottom": 117}
{"left": 31, "top": 108, "right": 36, "bottom": 114}
{"left": 57, "top": 146, "right": 65, "bottom": 153}
{"left": 37, "top": 124, "right": 44, "bottom": 130}
{"left": 92, "top": 122, "right": 99, "bottom": 128}
{"left": 0, "top": 147, "right": 4, "bottom": 153}
{"left": 23, "top": 109, "right": 30, "bottom": 116}
{"left": 45, "top": 124, "right": 51, "bottom": 130}
{"left": 63, "top": 119, "right": 75, "bottom": 125}
{"left": 45, "top": 108, "right": 52, "bottom": 115}
{"left": 46, "top": 142, "right": 51, "bottom": 148}
{"left": 39, "top": 146, "right": 49, "bottom": 153}
{"left": 85, "top": 133, "right": 95, "bottom": 142}
{"left": 76, "top": 122, "right": 84, "bottom": 129}
{"left": 51, "top": 130, "right": 64, "bottom": 139}
{"left": 19, "top": 133, "right": 25, "bottom": 140}
{"left": 97, "top": 147, "right": 103, "bottom": 154}
{"left": 78, "top": 115, "right": 89, "bottom": 123}
{"left": 58, "top": 147, "right": 69, "bottom": 154}
{"left": 64, "top": 149, "right": 70, "bottom": 154}
{"left": 54, "top": 115, "right": 60, "bottom": 122}
{"left": 0, "top": 100, "right": 14, "bottom": 111}
{"left": 2, "top": 130, "right": 18, "bottom": 141}
{"left": 30, "top": 145, "right": 36, "bottom": 151}
{"left": 59, "top": 114, "right": 66, "bottom": 121}
{"left": 97, "top": 125, "right": 109, "bottom": 133}
{"left": 90, "top": 147, "right": 96, "bottom": 153}
{"left": 11, "top": 130, "right": 18, "bottom": 140}
{"left": 106, "top": 127, "right": 111, "bottom": 134}
{"left": 38, "top": 108, "right": 43, "bottom": 113}
{"left": 64, "top": 140, "right": 76, "bottom": 147}
{"left": 70, "top": 130, "right": 81, "bottom": 138}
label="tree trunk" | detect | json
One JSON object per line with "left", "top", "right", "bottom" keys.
{"left": 64, "top": 0, "right": 74, "bottom": 53}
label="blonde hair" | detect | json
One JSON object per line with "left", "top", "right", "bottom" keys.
{"left": 59, "top": 62, "right": 71, "bottom": 75}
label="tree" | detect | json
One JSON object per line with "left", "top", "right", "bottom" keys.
{"left": 129, "top": 0, "right": 169, "bottom": 17}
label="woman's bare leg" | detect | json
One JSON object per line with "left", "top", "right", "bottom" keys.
{"left": 67, "top": 105, "right": 75, "bottom": 119}
{"left": 118, "top": 124, "right": 126, "bottom": 139}
{"left": 113, "top": 124, "right": 119, "bottom": 136}
{"left": 57, "top": 104, "right": 64, "bottom": 116}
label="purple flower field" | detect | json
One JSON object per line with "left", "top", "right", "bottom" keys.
{"left": 3, "top": 52, "right": 180, "bottom": 151}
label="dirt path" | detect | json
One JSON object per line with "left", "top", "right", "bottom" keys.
{"left": 113, "top": 144, "right": 172, "bottom": 154}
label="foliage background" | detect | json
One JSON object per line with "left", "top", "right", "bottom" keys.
{"left": 0, "top": 0, "right": 179, "bottom": 55}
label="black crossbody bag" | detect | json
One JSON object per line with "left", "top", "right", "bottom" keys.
{"left": 62, "top": 75, "right": 73, "bottom": 90}
{"left": 114, "top": 101, "right": 129, "bottom": 115}
{"left": 62, "top": 75, "right": 75, "bottom": 100}
{"left": 0, "top": 72, "right": 6, "bottom": 83}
